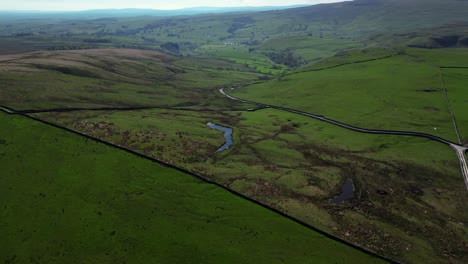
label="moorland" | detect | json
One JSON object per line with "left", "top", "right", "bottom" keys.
{"left": 0, "top": 0, "right": 467, "bottom": 263}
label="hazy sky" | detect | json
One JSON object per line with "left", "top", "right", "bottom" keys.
{"left": 0, "top": 0, "right": 346, "bottom": 11}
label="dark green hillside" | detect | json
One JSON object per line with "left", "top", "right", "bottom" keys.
{"left": 0, "top": 49, "right": 261, "bottom": 110}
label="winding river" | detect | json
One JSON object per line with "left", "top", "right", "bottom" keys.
{"left": 207, "top": 122, "right": 233, "bottom": 152}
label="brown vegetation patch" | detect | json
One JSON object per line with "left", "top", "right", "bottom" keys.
{"left": 66, "top": 48, "right": 172, "bottom": 61}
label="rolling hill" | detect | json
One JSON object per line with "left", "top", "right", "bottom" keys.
{"left": 0, "top": 0, "right": 467, "bottom": 263}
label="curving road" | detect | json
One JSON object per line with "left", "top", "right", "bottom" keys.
{"left": 220, "top": 88, "right": 468, "bottom": 190}
{"left": 451, "top": 144, "right": 468, "bottom": 190}
{"left": 0, "top": 106, "right": 15, "bottom": 114}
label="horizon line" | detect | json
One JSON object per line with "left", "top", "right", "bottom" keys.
{"left": 0, "top": 4, "right": 315, "bottom": 13}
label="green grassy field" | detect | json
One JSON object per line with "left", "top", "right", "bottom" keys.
{"left": 402, "top": 48, "right": 468, "bottom": 67}
{"left": 0, "top": 112, "right": 387, "bottom": 263}
{"left": 442, "top": 68, "right": 468, "bottom": 143}
{"left": 256, "top": 35, "right": 362, "bottom": 65}
{"left": 231, "top": 50, "right": 459, "bottom": 142}
{"left": 305, "top": 48, "right": 396, "bottom": 70}
{"left": 193, "top": 45, "right": 286, "bottom": 75}
{"left": 34, "top": 107, "right": 468, "bottom": 264}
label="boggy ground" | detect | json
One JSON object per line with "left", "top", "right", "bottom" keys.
{"left": 0, "top": 112, "right": 386, "bottom": 264}
{"left": 35, "top": 108, "right": 468, "bottom": 264}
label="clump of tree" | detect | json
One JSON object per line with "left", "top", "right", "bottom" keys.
{"left": 459, "top": 36, "right": 468, "bottom": 46}
{"left": 83, "top": 38, "right": 112, "bottom": 43}
{"left": 160, "top": 42, "right": 180, "bottom": 54}
{"left": 227, "top": 17, "right": 255, "bottom": 34}
{"left": 47, "top": 45, "right": 93, "bottom": 51}
{"left": 265, "top": 51, "right": 302, "bottom": 68}
{"left": 13, "top": 32, "right": 34, "bottom": 36}
{"left": 141, "top": 37, "right": 158, "bottom": 43}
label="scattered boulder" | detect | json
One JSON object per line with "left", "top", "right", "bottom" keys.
{"left": 160, "top": 42, "right": 180, "bottom": 54}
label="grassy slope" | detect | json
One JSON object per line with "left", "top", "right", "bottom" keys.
{"left": 34, "top": 108, "right": 468, "bottom": 264}
{"left": 402, "top": 48, "right": 468, "bottom": 143}
{"left": 0, "top": 49, "right": 261, "bottom": 110}
{"left": 402, "top": 48, "right": 468, "bottom": 67}
{"left": 0, "top": 112, "right": 384, "bottom": 263}
{"left": 232, "top": 51, "right": 458, "bottom": 141}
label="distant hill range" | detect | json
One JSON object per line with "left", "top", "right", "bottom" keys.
{"left": 268, "top": 0, "right": 468, "bottom": 47}
{"left": 1, "top": 0, "right": 467, "bottom": 50}
{"left": 0, "top": 5, "right": 309, "bottom": 19}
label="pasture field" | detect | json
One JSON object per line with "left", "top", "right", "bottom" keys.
{"left": 402, "top": 48, "right": 468, "bottom": 67}
{"left": 0, "top": 112, "right": 385, "bottom": 263}
{"left": 305, "top": 48, "right": 396, "bottom": 70}
{"left": 193, "top": 45, "right": 286, "bottom": 75}
{"left": 256, "top": 35, "right": 362, "bottom": 64}
{"left": 442, "top": 68, "right": 468, "bottom": 143}
{"left": 231, "top": 50, "right": 461, "bottom": 142}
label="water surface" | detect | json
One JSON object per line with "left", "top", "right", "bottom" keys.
{"left": 330, "top": 178, "right": 354, "bottom": 204}
{"left": 207, "top": 122, "right": 233, "bottom": 152}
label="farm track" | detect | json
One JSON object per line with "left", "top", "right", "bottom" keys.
{"left": 451, "top": 144, "right": 468, "bottom": 190}
{"left": 0, "top": 105, "right": 15, "bottom": 114}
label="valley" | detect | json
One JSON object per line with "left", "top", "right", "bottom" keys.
{"left": 1, "top": 0, "right": 467, "bottom": 263}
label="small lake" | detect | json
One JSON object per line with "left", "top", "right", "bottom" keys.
{"left": 330, "top": 178, "right": 354, "bottom": 204}
{"left": 207, "top": 122, "right": 233, "bottom": 152}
